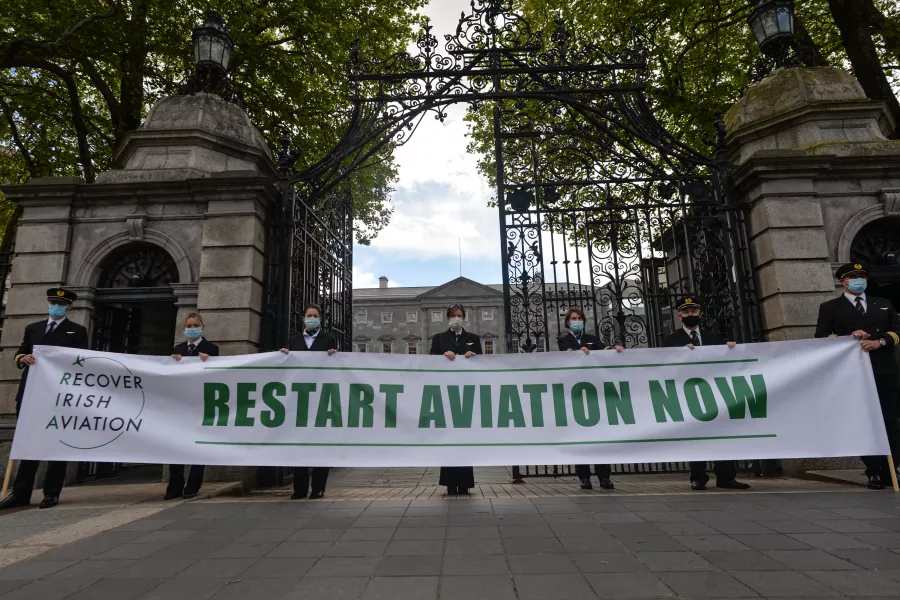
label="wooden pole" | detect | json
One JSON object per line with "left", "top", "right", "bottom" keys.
{"left": 887, "top": 456, "right": 899, "bottom": 492}
{"left": 0, "top": 459, "right": 12, "bottom": 498}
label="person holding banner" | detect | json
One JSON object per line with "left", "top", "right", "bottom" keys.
{"left": 0, "top": 288, "right": 88, "bottom": 511}
{"left": 663, "top": 295, "right": 750, "bottom": 491}
{"left": 815, "top": 262, "right": 900, "bottom": 490}
{"left": 166, "top": 313, "right": 219, "bottom": 500}
{"left": 558, "top": 307, "right": 622, "bottom": 490}
{"left": 281, "top": 303, "right": 337, "bottom": 499}
{"left": 430, "top": 303, "right": 481, "bottom": 495}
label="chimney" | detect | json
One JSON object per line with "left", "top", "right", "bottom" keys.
{"left": 379, "top": 276, "right": 388, "bottom": 289}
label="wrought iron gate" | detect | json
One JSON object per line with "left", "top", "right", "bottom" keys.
{"left": 264, "top": 0, "right": 762, "bottom": 350}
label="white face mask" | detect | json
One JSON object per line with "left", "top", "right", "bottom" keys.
{"left": 449, "top": 317, "right": 463, "bottom": 329}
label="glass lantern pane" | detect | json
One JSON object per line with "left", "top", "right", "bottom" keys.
{"left": 750, "top": 18, "right": 766, "bottom": 45}
{"left": 199, "top": 37, "right": 212, "bottom": 63}
{"left": 776, "top": 7, "right": 793, "bottom": 34}
{"left": 221, "top": 45, "right": 232, "bottom": 70}
{"left": 211, "top": 39, "right": 225, "bottom": 66}
{"left": 762, "top": 11, "right": 778, "bottom": 38}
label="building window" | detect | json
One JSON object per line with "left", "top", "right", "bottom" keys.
{"left": 355, "top": 310, "right": 367, "bottom": 325}
{"left": 511, "top": 339, "right": 521, "bottom": 353}
{"left": 406, "top": 311, "right": 418, "bottom": 323}
{"left": 356, "top": 343, "right": 367, "bottom": 353}
{"left": 407, "top": 342, "right": 417, "bottom": 354}
{"left": 382, "top": 342, "right": 392, "bottom": 353}
{"left": 482, "top": 309, "right": 493, "bottom": 321}
{"left": 484, "top": 340, "right": 494, "bottom": 354}
{"left": 431, "top": 311, "right": 442, "bottom": 322}
{"left": 381, "top": 312, "right": 392, "bottom": 324}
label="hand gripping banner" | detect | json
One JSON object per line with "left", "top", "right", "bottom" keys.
{"left": 11, "top": 338, "right": 888, "bottom": 467}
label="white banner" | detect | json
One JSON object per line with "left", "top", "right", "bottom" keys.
{"left": 11, "top": 338, "right": 888, "bottom": 466}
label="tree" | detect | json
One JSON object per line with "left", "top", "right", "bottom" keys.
{"left": 464, "top": 0, "right": 900, "bottom": 188}
{"left": 0, "top": 0, "right": 427, "bottom": 244}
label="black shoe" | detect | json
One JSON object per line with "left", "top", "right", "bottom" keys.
{"left": 599, "top": 478, "right": 614, "bottom": 490}
{"left": 0, "top": 493, "right": 29, "bottom": 510}
{"left": 691, "top": 480, "right": 706, "bottom": 491}
{"left": 182, "top": 492, "right": 197, "bottom": 500}
{"left": 445, "top": 486, "right": 455, "bottom": 496}
{"left": 716, "top": 479, "right": 751, "bottom": 490}
{"left": 164, "top": 491, "right": 182, "bottom": 500}
{"left": 38, "top": 496, "right": 59, "bottom": 509}
{"left": 458, "top": 487, "right": 470, "bottom": 495}
{"left": 291, "top": 491, "right": 308, "bottom": 500}
{"left": 309, "top": 490, "right": 325, "bottom": 500}
{"left": 579, "top": 477, "right": 593, "bottom": 490}
{"left": 868, "top": 475, "right": 885, "bottom": 490}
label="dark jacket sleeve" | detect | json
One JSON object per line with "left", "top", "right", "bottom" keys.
{"left": 557, "top": 335, "right": 570, "bottom": 351}
{"left": 814, "top": 302, "right": 832, "bottom": 339}
{"left": 205, "top": 341, "right": 220, "bottom": 356}
{"left": 288, "top": 333, "right": 303, "bottom": 351}
{"left": 430, "top": 334, "right": 442, "bottom": 356}
{"left": 75, "top": 324, "right": 89, "bottom": 350}
{"left": 14, "top": 324, "right": 34, "bottom": 368}
{"left": 881, "top": 303, "right": 900, "bottom": 348}
{"left": 470, "top": 334, "right": 483, "bottom": 355}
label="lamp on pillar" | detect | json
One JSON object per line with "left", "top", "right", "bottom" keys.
{"left": 179, "top": 11, "right": 240, "bottom": 103}
{"left": 747, "top": 0, "right": 795, "bottom": 69}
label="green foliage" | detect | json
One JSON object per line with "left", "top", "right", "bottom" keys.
{"left": 0, "top": 0, "right": 427, "bottom": 244}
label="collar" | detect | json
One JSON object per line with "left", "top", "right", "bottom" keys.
{"left": 186, "top": 337, "right": 202, "bottom": 345}
{"left": 449, "top": 327, "right": 463, "bottom": 335}
{"left": 844, "top": 291, "right": 867, "bottom": 304}
{"left": 683, "top": 325, "right": 701, "bottom": 337}
{"left": 46, "top": 316, "right": 66, "bottom": 325}
{"left": 304, "top": 329, "right": 319, "bottom": 338}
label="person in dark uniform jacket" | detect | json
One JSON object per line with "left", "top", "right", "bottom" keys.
{"left": 0, "top": 288, "right": 89, "bottom": 511}
{"left": 815, "top": 262, "right": 900, "bottom": 490}
{"left": 430, "top": 303, "right": 481, "bottom": 495}
{"left": 662, "top": 295, "right": 750, "bottom": 491}
{"left": 558, "top": 307, "right": 623, "bottom": 490}
{"left": 166, "top": 312, "right": 219, "bottom": 500}
{"left": 281, "top": 303, "right": 337, "bottom": 499}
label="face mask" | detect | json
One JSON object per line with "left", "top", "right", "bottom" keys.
{"left": 569, "top": 320, "right": 584, "bottom": 333}
{"left": 847, "top": 278, "right": 867, "bottom": 294}
{"left": 681, "top": 315, "right": 701, "bottom": 328}
{"left": 449, "top": 317, "right": 463, "bottom": 329}
{"left": 184, "top": 327, "right": 202, "bottom": 340}
{"left": 48, "top": 304, "right": 67, "bottom": 319}
{"left": 304, "top": 317, "right": 321, "bottom": 330}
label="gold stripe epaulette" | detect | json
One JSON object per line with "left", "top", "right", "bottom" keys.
{"left": 888, "top": 331, "right": 900, "bottom": 345}
{"left": 828, "top": 333, "right": 837, "bottom": 338}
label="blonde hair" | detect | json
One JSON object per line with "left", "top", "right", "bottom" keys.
{"left": 183, "top": 312, "right": 204, "bottom": 327}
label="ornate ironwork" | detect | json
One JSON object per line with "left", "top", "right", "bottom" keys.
{"left": 98, "top": 244, "right": 179, "bottom": 288}
{"left": 264, "top": 0, "right": 762, "bottom": 352}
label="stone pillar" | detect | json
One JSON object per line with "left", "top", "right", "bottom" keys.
{"left": 726, "top": 67, "right": 900, "bottom": 340}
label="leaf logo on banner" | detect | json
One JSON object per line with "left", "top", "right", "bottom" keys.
{"left": 45, "top": 355, "right": 146, "bottom": 450}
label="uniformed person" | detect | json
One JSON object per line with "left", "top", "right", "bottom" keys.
{"left": 662, "top": 295, "right": 750, "bottom": 491}
{"left": 558, "top": 307, "right": 622, "bottom": 490}
{"left": 815, "top": 262, "right": 900, "bottom": 490}
{"left": 430, "top": 303, "right": 481, "bottom": 495}
{"left": 0, "top": 288, "right": 88, "bottom": 511}
{"left": 166, "top": 312, "right": 219, "bottom": 500}
{"left": 281, "top": 303, "right": 337, "bottom": 499}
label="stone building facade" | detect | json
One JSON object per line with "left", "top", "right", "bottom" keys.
{"left": 0, "top": 92, "right": 277, "bottom": 486}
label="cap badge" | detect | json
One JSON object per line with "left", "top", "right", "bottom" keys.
{"left": 56, "top": 290, "right": 65, "bottom": 297}
{"left": 854, "top": 264, "right": 863, "bottom": 270}
{"left": 685, "top": 297, "right": 693, "bottom": 304}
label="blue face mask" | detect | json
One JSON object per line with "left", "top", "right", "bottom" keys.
{"left": 569, "top": 320, "right": 584, "bottom": 333}
{"left": 48, "top": 304, "right": 67, "bottom": 319}
{"left": 304, "top": 317, "right": 321, "bottom": 331}
{"left": 847, "top": 278, "right": 867, "bottom": 294}
{"left": 184, "top": 327, "right": 202, "bottom": 340}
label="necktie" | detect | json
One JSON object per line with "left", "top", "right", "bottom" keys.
{"left": 856, "top": 297, "right": 865, "bottom": 315}
{"left": 46, "top": 321, "right": 56, "bottom": 335}
{"left": 188, "top": 343, "right": 196, "bottom": 355}
{"left": 455, "top": 333, "right": 460, "bottom": 346}
{"left": 690, "top": 331, "right": 700, "bottom": 346}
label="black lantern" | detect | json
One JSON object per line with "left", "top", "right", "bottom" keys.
{"left": 192, "top": 11, "right": 234, "bottom": 85}
{"left": 748, "top": 0, "right": 795, "bottom": 68}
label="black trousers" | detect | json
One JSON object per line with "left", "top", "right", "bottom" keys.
{"left": 861, "top": 376, "right": 900, "bottom": 477}
{"left": 439, "top": 467, "right": 475, "bottom": 491}
{"left": 690, "top": 460, "right": 737, "bottom": 484}
{"left": 12, "top": 460, "right": 67, "bottom": 499}
{"left": 575, "top": 464, "right": 612, "bottom": 480}
{"left": 167, "top": 465, "right": 205, "bottom": 496}
{"left": 294, "top": 467, "right": 329, "bottom": 494}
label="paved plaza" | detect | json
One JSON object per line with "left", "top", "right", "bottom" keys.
{"left": 3, "top": 469, "right": 900, "bottom": 599}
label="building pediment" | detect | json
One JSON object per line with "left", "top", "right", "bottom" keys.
{"left": 377, "top": 335, "right": 395, "bottom": 342}
{"left": 417, "top": 277, "right": 503, "bottom": 301}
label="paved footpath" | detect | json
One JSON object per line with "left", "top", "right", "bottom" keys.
{"left": 5, "top": 484, "right": 900, "bottom": 599}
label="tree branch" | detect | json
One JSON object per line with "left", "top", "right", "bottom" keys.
{"left": 5, "top": 10, "right": 117, "bottom": 59}
{"left": 0, "top": 96, "right": 37, "bottom": 176}
{"left": 77, "top": 56, "right": 122, "bottom": 130}
{"left": 4, "top": 57, "right": 95, "bottom": 181}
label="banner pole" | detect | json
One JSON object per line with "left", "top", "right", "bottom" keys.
{"left": 887, "top": 456, "right": 899, "bottom": 493}
{"left": 0, "top": 459, "right": 12, "bottom": 497}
